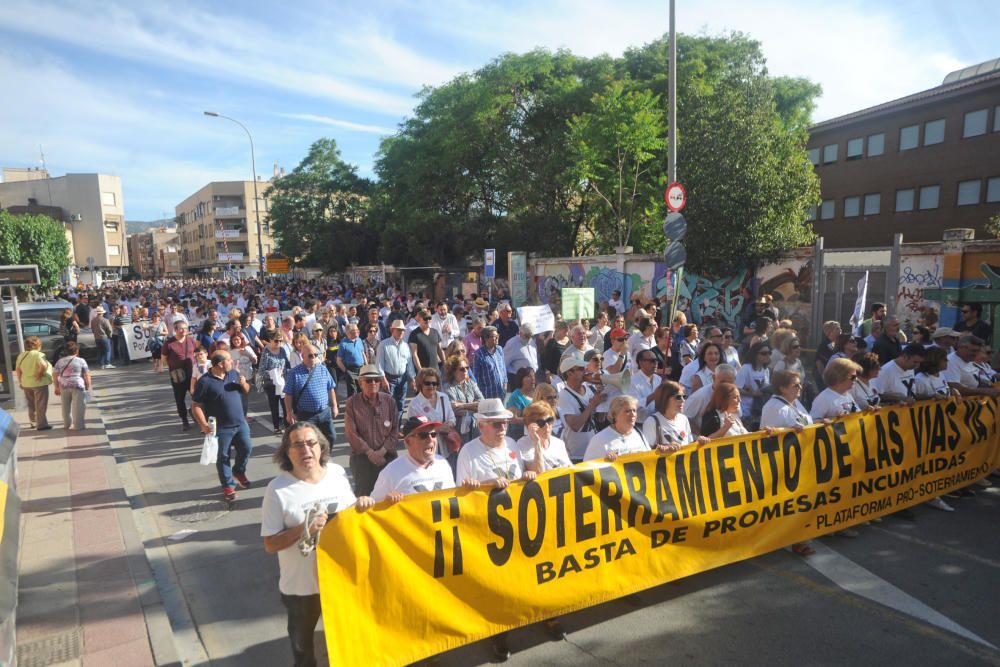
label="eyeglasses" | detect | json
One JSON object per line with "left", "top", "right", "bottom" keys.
{"left": 361, "top": 377, "right": 381, "bottom": 384}
{"left": 290, "top": 439, "right": 321, "bottom": 450}
{"left": 423, "top": 381, "right": 440, "bottom": 387}
{"left": 792, "top": 382, "right": 802, "bottom": 388}
{"left": 534, "top": 416, "right": 556, "bottom": 427}
{"left": 613, "top": 337, "right": 628, "bottom": 342}
{"left": 457, "top": 366, "right": 469, "bottom": 372}
{"left": 847, "top": 374, "right": 857, "bottom": 381}
{"left": 413, "top": 431, "right": 438, "bottom": 440}
{"left": 672, "top": 394, "right": 687, "bottom": 401}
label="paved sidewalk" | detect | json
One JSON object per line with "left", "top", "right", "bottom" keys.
{"left": 13, "top": 390, "right": 179, "bottom": 667}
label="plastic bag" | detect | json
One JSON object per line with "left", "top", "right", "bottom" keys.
{"left": 83, "top": 390, "right": 94, "bottom": 404}
{"left": 200, "top": 433, "right": 218, "bottom": 466}
{"left": 269, "top": 368, "right": 286, "bottom": 395}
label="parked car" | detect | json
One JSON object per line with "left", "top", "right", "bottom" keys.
{"left": 2, "top": 298, "right": 76, "bottom": 323}
{"left": 6, "top": 318, "right": 97, "bottom": 363}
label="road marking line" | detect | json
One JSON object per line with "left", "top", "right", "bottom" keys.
{"left": 804, "top": 541, "right": 996, "bottom": 649}
{"left": 870, "top": 525, "right": 1000, "bottom": 569}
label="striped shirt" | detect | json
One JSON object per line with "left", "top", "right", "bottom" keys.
{"left": 473, "top": 345, "right": 506, "bottom": 399}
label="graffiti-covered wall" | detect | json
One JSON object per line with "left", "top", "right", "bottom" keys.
{"left": 893, "top": 251, "right": 943, "bottom": 330}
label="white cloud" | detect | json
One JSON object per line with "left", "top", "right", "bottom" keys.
{"left": 277, "top": 114, "right": 394, "bottom": 136}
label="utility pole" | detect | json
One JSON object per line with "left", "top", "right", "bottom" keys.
{"left": 668, "top": 0, "right": 677, "bottom": 184}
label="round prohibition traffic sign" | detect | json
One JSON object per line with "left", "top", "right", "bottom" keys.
{"left": 664, "top": 181, "right": 687, "bottom": 212}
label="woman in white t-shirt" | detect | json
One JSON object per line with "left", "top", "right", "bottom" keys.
{"left": 735, "top": 341, "right": 772, "bottom": 427}
{"left": 811, "top": 358, "right": 862, "bottom": 421}
{"left": 643, "top": 381, "right": 709, "bottom": 452}
{"left": 761, "top": 370, "right": 813, "bottom": 432}
{"left": 851, "top": 352, "right": 882, "bottom": 409}
{"left": 914, "top": 346, "right": 955, "bottom": 400}
{"left": 690, "top": 343, "right": 722, "bottom": 393}
{"left": 584, "top": 395, "right": 652, "bottom": 462}
{"left": 406, "top": 367, "right": 458, "bottom": 460}
{"left": 517, "top": 402, "right": 572, "bottom": 473}
{"left": 700, "top": 382, "right": 751, "bottom": 439}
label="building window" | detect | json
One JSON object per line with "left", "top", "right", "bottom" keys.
{"left": 820, "top": 200, "right": 835, "bottom": 220}
{"left": 822, "top": 144, "right": 838, "bottom": 163}
{"left": 923, "top": 119, "right": 945, "bottom": 145}
{"left": 101, "top": 191, "right": 117, "bottom": 207}
{"left": 807, "top": 148, "right": 820, "bottom": 165}
{"left": 987, "top": 177, "right": 1000, "bottom": 203}
{"left": 846, "top": 137, "right": 864, "bottom": 159}
{"left": 104, "top": 221, "right": 119, "bottom": 231}
{"left": 107, "top": 245, "right": 120, "bottom": 256}
{"left": 863, "top": 193, "right": 881, "bottom": 215}
{"left": 805, "top": 206, "right": 817, "bottom": 221}
{"left": 843, "top": 196, "right": 860, "bottom": 218}
{"left": 957, "top": 180, "right": 981, "bottom": 206}
{"left": 896, "top": 189, "right": 915, "bottom": 212}
{"left": 867, "top": 133, "right": 885, "bottom": 156}
{"left": 899, "top": 125, "right": 919, "bottom": 150}
{"left": 919, "top": 185, "right": 940, "bottom": 210}
{"left": 963, "top": 109, "right": 988, "bottom": 137}
{"left": 994, "top": 106, "right": 1000, "bottom": 132}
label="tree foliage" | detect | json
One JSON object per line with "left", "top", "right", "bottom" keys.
{"left": 264, "top": 138, "right": 376, "bottom": 272}
{"left": 0, "top": 211, "right": 70, "bottom": 290}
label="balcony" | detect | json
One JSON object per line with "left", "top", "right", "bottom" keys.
{"left": 217, "top": 252, "right": 245, "bottom": 262}
{"left": 215, "top": 206, "right": 243, "bottom": 217}
{"left": 214, "top": 228, "right": 246, "bottom": 239}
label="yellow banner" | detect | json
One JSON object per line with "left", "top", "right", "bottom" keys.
{"left": 318, "top": 397, "right": 1000, "bottom": 667}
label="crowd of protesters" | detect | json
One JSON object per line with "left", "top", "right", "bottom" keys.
{"left": 21, "top": 277, "right": 1000, "bottom": 665}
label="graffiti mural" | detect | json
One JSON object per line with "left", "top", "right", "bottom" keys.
{"left": 759, "top": 256, "right": 814, "bottom": 342}
{"left": 533, "top": 262, "right": 648, "bottom": 310}
{"left": 676, "top": 270, "right": 751, "bottom": 329}
{"left": 924, "top": 251, "right": 1000, "bottom": 333}
{"left": 894, "top": 254, "right": 943, "bottom": 329}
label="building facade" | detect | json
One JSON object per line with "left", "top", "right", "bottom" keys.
{"left": 0, "top": 170, "right": 128, "bottom": 277}
{"left": 127, "top": 226, "right": 181, "bottom": 279}
{"left": 175, "top": 180, "right": 274, "bottom": 276}
{"left": 806, "top": 59, "right": 1000, "bottom": 248}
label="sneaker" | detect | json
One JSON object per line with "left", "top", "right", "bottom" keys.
{"left": 234, "top": 473, "right": 252, "bottom": 489}
{"left": 838, "top": 528, "right": 860, "bottom": 538}
{"left": 105, "top": 364, "right": 116, "bottom": 369}
{"left": 37, "top": 424, "right": 53, "bottom": 431}
{"left": 927, "top": 497, "right": 954, "bottom": 512}
{"left": 223, "top": 487, "right": 237, "bottom": 501}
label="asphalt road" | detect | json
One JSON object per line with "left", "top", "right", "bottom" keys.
{"left": 93, "top": 361, "right": 1000, "bottom": 667}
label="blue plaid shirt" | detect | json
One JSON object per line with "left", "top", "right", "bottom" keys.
{"left": 473, "top": 345, "right": 506, "bottom": 399}
{"left": 283, "top": 363, "right": 336, "bottom": 415}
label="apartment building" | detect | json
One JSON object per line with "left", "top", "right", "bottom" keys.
{"left": 806, "top": 58, "right": 1000, "bottom": 247}
{"left": 0, "top": 169, "right": 128, "bottom": 276}
{"left": 127, "top": 226, "right": 181, "bottom": 278}
{"left": 175, "top": 180, "right": 274, "bottom": 276}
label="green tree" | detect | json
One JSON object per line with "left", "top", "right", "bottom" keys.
{"left": 568, "top": 81, "right": 665, "bottom": 252}
{"left": 986, "top": 213, "right": 1000, "bottom": 240}
{"left": 0, "top": 211, "right": 70, "bottom": 290}
{"left": 264, "top": 138, "right": 375, "bottom": 272}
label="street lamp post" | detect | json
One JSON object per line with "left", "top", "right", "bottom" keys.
{"left": 203, "top": 111, "right": 267, "bottom": 280}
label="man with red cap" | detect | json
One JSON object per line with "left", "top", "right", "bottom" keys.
{"left": 370, "top": 416, "right": 456, "bottom": 501}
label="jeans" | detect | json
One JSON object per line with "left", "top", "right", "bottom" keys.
{"left": 385, "top": 374, "right": 408, "bottom": 414}
{"left": 171, "top": 375, "right": 191, "bottom": 426}
{"left": 296, "top": 407, "right": 336, "bottom": 444}
{"left": 96, "top": 338, "right": 112, "bottom": 366}
{"left": 281, "top": 593, "right": 322, "bottom": 667}
{"left": 216, "top": 421, "right": 253, "bottom": 488}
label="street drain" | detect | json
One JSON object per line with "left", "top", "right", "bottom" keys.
{"left": 164, "top": 500, "right": 232, "bottom": 523}
{"left": 17, "top": 627, "right": 82, "bottom": 667}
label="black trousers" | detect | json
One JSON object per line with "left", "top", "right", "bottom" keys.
{"left": 264, "top": 384, "right": 283, "bottom": 429}
{"left": 281, "top": 593, "right": 322, "bottom": 667}
{"left": 170, "top": 375, "right": 191, "bottom": 425}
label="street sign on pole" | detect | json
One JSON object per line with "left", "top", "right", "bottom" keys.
{"left": 484, "top": 249, "right": 496, "bottom": 279}
{"left": 664, "top": 182, "right": 687, "bottom": 212}
{"left": 662, "top": 212, "right": 687, "bottom": 242}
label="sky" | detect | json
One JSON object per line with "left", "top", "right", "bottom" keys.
{"left": 0, "top": 0, "right": 997, "bottom": 221}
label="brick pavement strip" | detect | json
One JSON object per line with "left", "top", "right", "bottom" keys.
{"left": 14, "top": 392, "right": 180, "bottom": 667}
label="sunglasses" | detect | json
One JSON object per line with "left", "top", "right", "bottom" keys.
{"left": 534, "top": 416, "right": 556, "bottom": 427}
{"left": 457, "top": 366, "right": 469, "bottom": 371}
{"left": 423, "top": 381, "right": 440, "bottom": 387}
{"left": 361, "top": 378, "right": 381, "bottom": 384}
{"left": 613, "top": 337, "right": 628, "bottom": 342}
{"left": 413, "top": 431, "right": 438, "bottom": 440}
{"left": 672, "top": 394, "right": 687, "bottom": 401}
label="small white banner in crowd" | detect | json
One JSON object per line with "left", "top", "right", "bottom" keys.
{"left": 126, "top": 323, "right": 154, "bottom": 361}
{"left": 516, "top": 304, "right": 555, "bottom": 334}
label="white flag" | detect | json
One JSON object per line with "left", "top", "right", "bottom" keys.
{"left": 850, "top": 272, "right": 869, "bottom": 335}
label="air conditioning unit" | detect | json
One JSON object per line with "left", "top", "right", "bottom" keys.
{"left": 70, "top": 214, "right": 82, "bottom": 222}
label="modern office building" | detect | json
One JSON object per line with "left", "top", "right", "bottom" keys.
{"left": 0, "top": 169, "right": 128, "bottom": 278}
{"left": 806, "top": 58, "right": 1000, "bottom": 248}
{"left": 175, "top": 180, "right": 274, "bottom": 276}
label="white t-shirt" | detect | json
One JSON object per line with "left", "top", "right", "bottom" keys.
{"left": 723, "top": 346, "right": 741, "bottom": 369}
{"left": 915, "top": 372, "right": 950, "bottom": 399}
{"left": 558, "top": 385, "right": 597, "bottom": 460}
{"left": 809, "top": 388, "right": 859, "bottom": 420}
{"left": 371, "top": 453, "right": 456, "bottom": 501}
{"left": 627, "top": 332, "right": 654, "bottom": 365}
{"left": 642, "top": 412, "right": 694, "bottom": 447}
{"left": 583, "top": 426, "right": 649, "bottom": 462}
{"left": 516, "top": 435, "right": 572, "bottom": 472}
{"left": 735, "top": 364, "right": 770, "bottom": 417}
{"left": 678, "top": 359, "right": 700, "bottom": 393}
{"left": 945, "top": 352, "right": 978, "bottom": 388}
{"left": 628, "top": 371, "right": 661, "bottom": 421}
{"left": 260, "top": 465, "right": 357, "bottom": 596}
{"left": 456, "top": 437, "right": 523, "bottom": 483}
{"left": 760, "top": 396, "right": 813, "bottom": 430}
{"left": 852, "top": 379, "right": 881, "bottom": 409}
{"left": 871, "top": 360, "right": 915, "bottom": 399}
{"left": 683, "top": 383, "right": 714, "bottom": 434}
{"left": 600, "top": 348, "right": 630, "bottom": 411}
